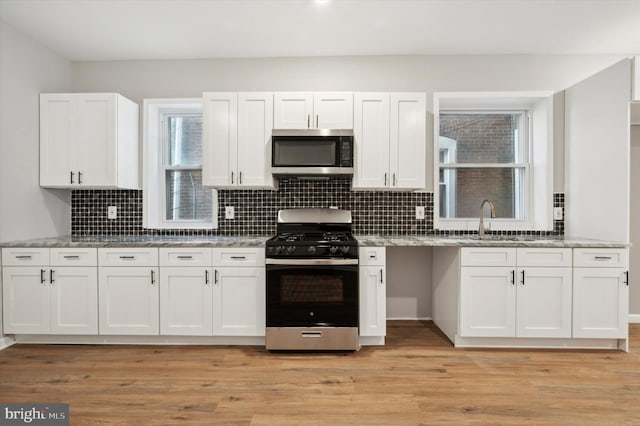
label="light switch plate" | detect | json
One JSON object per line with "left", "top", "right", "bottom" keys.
{"left": 415, "top": 206, "right": 425, "bottom": 220}
{"left": 225, "top": 206, "right": 235, "bottom": 220}
{"left": 553, "top": 207, "right": 563, "bottom": 220}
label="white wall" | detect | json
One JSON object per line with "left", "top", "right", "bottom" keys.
{"left": 0, "top": 20, "right": 72, "bottom": 243}
{"left": 72, "top": 54, "right": 623, "bottom": 193}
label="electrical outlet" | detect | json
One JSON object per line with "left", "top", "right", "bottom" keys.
{"left": 553, "top": 207, "right": 563, "bottom": 220}
{"left": 415, "top": 206, "right": 425, "bottom": 220}
{"left": 225, "top": 206, "right": 235, "bottom": 220}
{"left": 107, "top": 206, "right": 117, "bottom": 220}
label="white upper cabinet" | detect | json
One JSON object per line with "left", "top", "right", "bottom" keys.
{"left": 40, "top": 93, "right": 139, "bottom": 189}
{"left": 565, "top": 59, "right": 632, "bottom": 243}
{"left": 202, "top": 92, "right": 274, "bottom": 188}
{"left": 353, "top": 92, "right": 426, "bottom": 189}
{"left": 273, "top": 92, "right": 353, "bottom": 129}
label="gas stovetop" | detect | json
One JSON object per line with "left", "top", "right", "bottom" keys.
{"left": 266, "top": 209, "right": 358, "bottom": 259}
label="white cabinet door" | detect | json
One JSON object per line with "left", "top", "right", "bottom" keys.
{"left": 353, "top": 93, "right": 390, "bottom": 189}
{"left": 273, "top": 92, "right": 314, "bottom": 129}
{"left": 359, "top": 265, "right": 386, "bottom": 337}
{"left": 390, "top": 93, "right": 426, "bottom": 189}
{"left": 202, "top": 92, "right": 237, "bottom": 186}
{"left": 237, "top": 93, "right": 274, "bottom": 187}
{"left": 40, "top": 94, "right": 77, "bottom": 186}
{"left": 77, "top": 93, "right": 116, "bottom": 187}
{"left": 314, "top": 92, "right": 353, "bottom": 129}
{"left": 50, "top": 266, "right": 98, "bottom": 334}
{"left": 515, "top": 267, "right": 572, "bottom": 338}
{"left": 573, "top": 267, "right": 628, "bottom": 338}
{"left": 98, "top": 267, "right": 160, "bottom": 335}
{"left": 213, "top": 267, "right": 265, "bottom": 336}
{"left": 160, "top": 267, "right": 213, "bottom": 336}
{"left": 2, "top": 267, "right": 49, "bottom": 334}
{"left": 460, "top": 267, "right": 516, "bottom": 337}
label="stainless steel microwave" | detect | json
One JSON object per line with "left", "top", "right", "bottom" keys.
{"left": 271, "top": 129, "right": 354, "bottom": 176}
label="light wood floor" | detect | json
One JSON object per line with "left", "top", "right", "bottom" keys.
{"left": 1, "top": 322, "right": 639, "bottom": 425}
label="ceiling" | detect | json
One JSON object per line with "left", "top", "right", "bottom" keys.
{"left": 1, "top": 0, "right": 640, "bottom": 62}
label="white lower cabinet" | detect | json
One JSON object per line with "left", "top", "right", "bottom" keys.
{"left": 573, "top": 248, "right": 629, "bottom": 338}
{"left": 2, "top": 248, "right": 98, "bottom": 335}
{"left": 212, "top": 266, "right": 265, "bottom": 336}
{"left": 98, "top": 248, "right": 160, "bottom": 335}
{"left": 460, "top": 248, "right": 572, "bottom": 338}
{"left": 359, "top": 247, "right": 386, "bottom": 337}
{"left": 160, "top": 267, "right": 213, "bottom": 336}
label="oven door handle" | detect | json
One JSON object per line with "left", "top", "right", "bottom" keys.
{"left": 266, "top": 258, "right": 359, "bottom": 266}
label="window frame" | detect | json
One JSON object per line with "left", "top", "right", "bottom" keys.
{"left": 143, "top": 98, "right": 218, "bottom": 230}
{"left": 433, "top": 92, "right": 554, "bottom": 232}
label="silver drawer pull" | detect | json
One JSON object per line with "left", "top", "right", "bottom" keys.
{"left": 177, "top": 255, "right": 193, "bottom": 259}
{"left": 301, "top": 331, "right": 322, "bottom": 338}
{"left": 63, "top": 255, "right": 80, "bottom": 259}
{"left": 15, "top": 255, "right": 32, "bottom": 259}
{"left": 120, "top": 256, "right": 136, "bottom": 260}
{"left": 230, "top": 256, "right": 246, "bottom": 260}
{"left": 594, "top": 256, "right": 613, "bottom": 260}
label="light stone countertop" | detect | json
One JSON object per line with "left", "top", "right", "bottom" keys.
{"left": 0, "top": 234, "right": 630, "bottom": 249}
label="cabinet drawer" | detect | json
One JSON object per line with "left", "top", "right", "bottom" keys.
{"left": 159, "top": 248, "right": 212, "bottom": 267}
{"left": 516, "top": 248, "right": 572, "bottom": 267}
{"left": 98, "top": 248, "right": 159, "bottom": 266}
{"left": 359, "top": 247, "right": 386, "bottom": 266}
{"left": 50, "top": 248, "right": 97, "bottom": 266}
{"left": 2, "top": 248, "right": 49, "bottom": 266}
{"left": 573, "top": 248, "right": 628, "bottom": 268}
{"left": 460, "top": 247, "right": 516, "bottom": 267}
{"left": 212, "top": 248, "right": 265, "bottom": 267}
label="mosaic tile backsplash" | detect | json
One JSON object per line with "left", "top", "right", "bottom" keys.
{"left": 71, "top": 179, "right": 565, "bottom": 237}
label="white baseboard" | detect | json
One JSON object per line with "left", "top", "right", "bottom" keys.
{"left": 629, "top": 314, "right": 640, "bottom": 323}
{"left": 387, "top": 317, "right": 432, "bottom": 321}
{"left": 0, "top": 336, "right": 16, "bottom": 351}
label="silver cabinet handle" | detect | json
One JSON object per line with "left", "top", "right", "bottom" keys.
{"left": 511, "top": 270, "right": 515, "bottom": 285}
{"left": 78, "top": 171, "right": 82, "bottom": 184}
{"left": 307, "top": 115, "right": 310, "bottom": 129}
{"left": 231, "top": 171, "right": 234, "bottom": 184}
{"left": 230, "top": 256, "right": 246, "bottom": 260}
{"left": 214, "top": 269, "right": 219, "bottom": 284}
{"left": 151, "top": 270, "right": 155, "bottom": 285}
{"left": 40, "top": 269, "right": 46, "bottom": 284}
{"left": 521, "top": 270, "right": 525, "bottom": 285}
{"left": 205, "top": 270, "right": 210, "bottom": 285}
{"left": 379, "top": 269, "right": 383, "bottom": 284}
{"left": 595, "top": 256, "right": 612, "bottom": 260}
{"left": 177, "top": 255, "right": 193, "bottom": 259}
{"left": 63, "top": 255, "right": 80, "bottom": 259}
{"left": 316, "top": 114, "right": 318, "bottom": 128}
{"left": 120, "top": 256, "right": 135, "bottom": 260}
{"left": 15, "top": 255, "right": 32, "bottom": 259}
{"left": 384, "top": 173, "right": 387, "bottom": 186}
{"left": 50, "top": 269, "right": 55, "bottom": 285}
{"left": 70, "top": 171, "right": 74, "bottom": 184}
{"left": 239, "top": 171, "right": 242, "bottom": 185}
{"left": 625, "top": 271, "right": 629, "bottom": 286}
{"left": 393, "top": 173, "right": 396, "bottom": 186}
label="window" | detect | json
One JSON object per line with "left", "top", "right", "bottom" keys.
{"left": 433, "top": 92, "right": 553, "bottom": 231}
{"left": 144, "top": 99, "right": 217, "bottom": 229}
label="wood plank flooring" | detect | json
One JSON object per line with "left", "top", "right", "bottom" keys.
{"left": 1, "top": 321, "right": 639, "bottom": 425}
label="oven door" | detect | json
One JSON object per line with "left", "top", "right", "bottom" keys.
{"left": 266, "top": 261, "right": 358, "bottom": 328}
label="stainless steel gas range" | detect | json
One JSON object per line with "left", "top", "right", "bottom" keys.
{"left": 265, "top": 208, "right": 359, "bottom": 351}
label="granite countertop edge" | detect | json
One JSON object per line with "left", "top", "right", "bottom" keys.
{"left": 0, "top": 235, "right": 630, "bottom": 249}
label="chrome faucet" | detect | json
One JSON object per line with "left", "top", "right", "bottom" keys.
{"left": 478, "top": 199, "right": 496, "bottom": 237}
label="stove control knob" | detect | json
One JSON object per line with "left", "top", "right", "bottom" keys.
{"left": 329, "top": 246, "right": 339, "bottom": 255}
{"left": 285, "top": 246, "right": 296, "bottom": 255}
{"left": 340, "top": 246, "right": 350, "bottom": 255}
{"left": 307, "top": 246, "right": 317, "bottom": 254}
{"left": 277, "top": 246, "right": 286, "bottom": 255}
